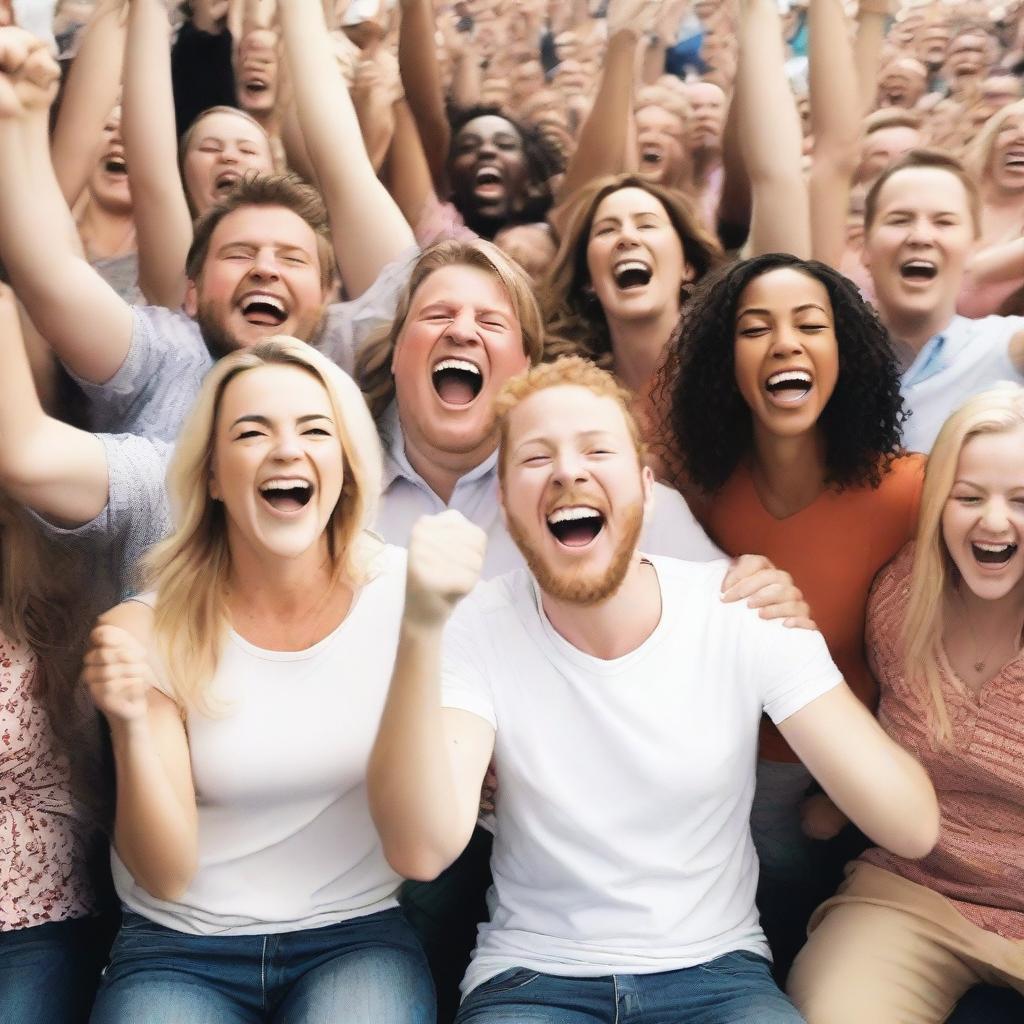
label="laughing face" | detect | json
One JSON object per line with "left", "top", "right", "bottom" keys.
{"left": 585, "top": 187, "right": 692, "bottom": 326}
{"left": 683, "top": 82, "right": 726, "bottom": 153}
{"left": 89, "top": 106, "right": 131, "bottom": 214}
{"left": 210, "top": 363, "right": 344, "bottom": 563}
{"left": 236, "top": 29, "right": 279, "bottom": 117}
{"left": 989, "top": 112, "right": 1024, "bottom": 194}
{"left": 182, "top": 110, "right": 275, "bottom": 215}
{"left": 186, "top": 205, "right": 328, "bottom": 356}
{"left": 391, "top": 264, "right": 529, "bottom": 471}
{"left": 733, "top": 268, "right": 839, "bottom": 443}
{"left": 449, "top": 115, "right": 530, "bottom": 227}
{"left": 501, "top": 384, "right": 652, "bottom": 606}
{"left": 634, "top": 104, "right": 689, "bottom": 187}
{"left": 942, "top": 426, "right": 1024, "bottom": 603}
{"left": 862, "top": 166, "right": 976, "bottom": 331}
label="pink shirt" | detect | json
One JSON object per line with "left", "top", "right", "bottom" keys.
{"left": 1, "top": 630, "right": 97, "bottom": 931}
{"left": 863, "top": 544, "right": 1024, "bottom": 940}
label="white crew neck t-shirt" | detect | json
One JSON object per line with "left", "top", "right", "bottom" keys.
{"left": 113, "top": 545, "right": 408, "bottom": 936}
{"left": 440, "top": 555, "right": 843, "bottom": 996}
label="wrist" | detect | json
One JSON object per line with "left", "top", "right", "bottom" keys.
{"left": 109, "top": 714, "right": 152, "bottom": 749}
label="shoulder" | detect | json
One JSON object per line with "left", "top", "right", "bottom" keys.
{"left": 880, "top": 453, "right": 926, "bottom": 499}
{"left": 134, "top": 305, "right": 204, "bottom": 352}
{"left": 868, "top": 541, "right": 915, "bottom": 622}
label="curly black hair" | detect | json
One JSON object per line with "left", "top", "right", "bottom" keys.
{"left": 657, "top": 252, "right": 908, "bottom": 494}
{"left": 447, "top": 104, "right": 566, "bottom": 233}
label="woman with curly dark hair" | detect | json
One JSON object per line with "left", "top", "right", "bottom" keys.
{"left": 659, "top": 252, "right": 925, "bottom": 977}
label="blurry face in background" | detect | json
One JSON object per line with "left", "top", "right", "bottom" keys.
{"left": 635, "top": 105, "right": 690, "bottom": 187}
{"left": 877, "top": 60, "right": 928, "bottom": 108}
{"left": 89, "top": 106, "right": 132, "bottom": 215}
{"left": 943, "top": 31, "right": 988, "bottom": 86}
{"left": 450, "top": 115, "right": 530, "bottom": 225}
{"left": 683, "top": 81, "right": 726, "bottom": 153}
{"left": 494, "top": 223, "right": 558, "bottom": 284}
{"left": 978, "top": 75, "right": 1024, "bottom": 122}
{"left": 236, "top": 29, "right": 279, "bottom": 117}
{"left": 917, "top": 21, "right": 952, "bottom": 70}
{"left": 989, "top": 110, "right": 1024, "bottom": 193}
{"left": 858, "top": 125, "right": 923, "bottom": 184}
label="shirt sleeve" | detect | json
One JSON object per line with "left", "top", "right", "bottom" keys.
{"left": 641, "top": 484, "right": 726, "bottom": 562}
{"left": 440, "top": 597, "right": 497, "bottom": 729}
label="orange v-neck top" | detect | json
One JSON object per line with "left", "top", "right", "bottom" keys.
{"left": 704, "top": 454, "right": 925, "bottom": 762}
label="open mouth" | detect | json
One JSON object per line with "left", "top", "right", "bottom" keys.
{"left": 1004, "top": 150, "right": 1024, "bottom": 170}
{"left": 640, "top": 146, "right": 663, "bottom": 166}
{"left": 765, "top": 369, "right": 813, "bottom": 401}
{"left": 432, "top": 358, "right": 483, "bottom": 405}
{"left": 546, "top": 506, "right": 605, "bottom": 547}
{"left": 214, "top": 170, "right": 242, "bottom": 196}
{"left": 258, "top": 478, "right": 313, "bottom": 513}
{"left": 244, "top": 78, "right": 269, "bottom": 95}
{"left": 104, "top": 155, "right": 128, "bottom": 175}
{"left": 972, "top": 541, "right": 1018, "bottom": 565}
{"left": 612, "top": 259, "right": 653, "bottom": 290}
{"left": 899, "top": 259, "right": 938, "bottom": 282}
{"left": 239, "top": 292, "right": 288, "bottom": 327}
{"left": 473, "top": 166, "right": 505, "bottom": 197}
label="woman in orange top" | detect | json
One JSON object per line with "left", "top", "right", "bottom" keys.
{"left": 658, "top": 252, "right": 924, "bottom": 974}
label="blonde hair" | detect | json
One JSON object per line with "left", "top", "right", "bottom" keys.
{"left": 145, "top": 338, "right": 383, "bottom": 712}
{"left": 355, "top": 239, "right": 544, "bottom": 421}
{"left": 965, "top": 98, "right": 1024, "bottom": 185}
{"left": 494, "top": 356, "right": 644, "bottom": 480}
{"left": 903, "top": 383, "right": 1024, "bottom": 744}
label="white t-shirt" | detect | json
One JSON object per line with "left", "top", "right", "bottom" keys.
{"left": 440, "top": 556, "right": 843, "bottom": 995}
{"left": 113, "top": 544, "right": 408, "bottom": 935}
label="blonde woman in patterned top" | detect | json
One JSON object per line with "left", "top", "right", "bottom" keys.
{"left": 789, "top": 383, "right": 1024, "bottom": 1023}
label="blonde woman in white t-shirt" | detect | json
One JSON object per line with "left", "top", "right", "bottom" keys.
{"left": 82, "top": 338, "right": 435, "bottom": 1024}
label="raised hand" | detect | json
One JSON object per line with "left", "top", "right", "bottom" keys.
{"left": 82, "top": 623, "right": 159, "bottom": 728}
{"left": 405, "top": 510, "right": 487, "bottom": 630}
{"left": 606, "top": 0, "right": 660, "bottom": 39}
{"left": 0, "top": 27, "right": 60, "bottom": 119}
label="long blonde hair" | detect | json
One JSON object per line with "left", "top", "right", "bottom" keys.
{"left": 903, "top": 383, "right": 1024, "bottom": 743}
{"left": 145, "top": 338, "right": 384, "bottom": 712}
{"left": 965, "top": 98, "right": 1024, "bottom": 186}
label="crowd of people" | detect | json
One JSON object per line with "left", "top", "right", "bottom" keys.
{"left": 1, "top": 0, "right": 1023, "bottom": 1021}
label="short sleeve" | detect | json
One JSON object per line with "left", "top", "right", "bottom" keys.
{"left": 440, "top": 598, "right": 497, "bottom": 729}
{"left": 319, "top": 247, "right": 419, "bottom": 373}
{"left": 641, "top": 484, "right": 725, "bottom": 562}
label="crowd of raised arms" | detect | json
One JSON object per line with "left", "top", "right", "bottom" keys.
{"left": 1, "top": 0, "right": 1023, "bottom": 1021}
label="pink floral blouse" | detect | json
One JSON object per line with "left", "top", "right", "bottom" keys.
{"left": 1, "top": 630, "right": 97, "bottom": 931}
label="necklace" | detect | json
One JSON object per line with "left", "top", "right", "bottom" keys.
{"left": 957, "top": 588, "right": 992, "bottom": 673}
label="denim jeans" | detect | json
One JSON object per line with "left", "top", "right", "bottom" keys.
{"left": 89, "top": 907, "right": 435, "bottom": 1024}
{"left": 0, "top": 917, "right": 107, "bottom": 1024}
{"left": 455, "top": 950, "right": 805, "bottom": 1024}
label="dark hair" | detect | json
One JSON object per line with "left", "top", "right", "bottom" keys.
{"left": 185, "top": 173, "right": 334, "bottom": 288}
{"left": 448, "top": 104, "right": 566, "bottom": 227}
{"left": 658, "top": 253, "right": 907, "bottom": 493}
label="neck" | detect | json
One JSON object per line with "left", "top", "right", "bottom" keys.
{"left": 750, "top": 427, "right": 828, "bottom": 518}
{"left": 981, "top": 180, "right": 1024, "bottom": 209}
{"left": 401, "top": 425, "right": 495, "bottom": 505}
{"left": 879, "top": 299, "right": 957, "bottom": 355}
{"left": 540, "top": 555, "right": 661, "bottom": 660}
{"left": 953, "top": 576, "right": 1024, "bottom": 647}
{"left": 608, "top": 303, "right": 681, "bottom": 394}
{"left": 77, "top": 199, "right": 135, "bottom": 259}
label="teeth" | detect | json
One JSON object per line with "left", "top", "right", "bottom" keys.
{"left": 259, "top": 478, "right": 311, "bottom": 492}
{"left": 975, "top": 542, "right": 1012, "bottom": 552}
{"left": 903, "top": 261, "right": 936, "bottom": 271}
{"left": 614, "top": 259, "right": 650, "bottom": 275}
{"left": 242, "top": 293, "right": 285, "bottom": 313}
{"left": 476, "top": 167, "right": 501, "bottom": 184}
{"left": 433, "top": 358, "right": 480, "bottom": 376}
{"left": 766, "top": 370, "right": 812, "bottom": 388}
{"left": 547, "top": 506, "right": 601, "bottom": 524}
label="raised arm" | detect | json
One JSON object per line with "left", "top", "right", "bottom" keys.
{"left": 83, "top": 613, "right": 198, "bottom": 902}
{"left": 807, "top": 0, "right": 861, "bottom": 267}
{"left": 779, "top": 683, "right": 939, "bottom": 859}
{"left": 368, "top": 512, "right": 494, "bottom": 881}
{"left": 280, "top": 0, "right": 415, "bottom": 298}
{"left": 0, "top": 28, "right": 134, "bottom": 385}
{"left": 853, "top": 0, "right": 889, "bottom": 115}
{"left": 735, "top": 0, "right": 810, "bottom": 258}
{"left": 50, "top": 0, "right": 127, "bottom": 207}
{"left": 121, "top": 0, "right": 195, "bottom": 308}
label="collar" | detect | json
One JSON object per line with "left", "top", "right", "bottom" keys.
{"left": 902, "top": 315, "right": 967, "bottom": 387}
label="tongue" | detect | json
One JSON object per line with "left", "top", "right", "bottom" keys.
{"left": 436, "top": 375, "right": 477, "bottom": 406}
{"left": 557, "top": 521, "right": 599, "bottom": 546}
{"left": 265, "top": 492, "right": 304, "bottom": 512}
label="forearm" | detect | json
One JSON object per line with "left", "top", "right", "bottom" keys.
{"left": 853, "top": 8, "right": 886, "bottom": 114}
{"left": 449, "top": 49, "right": 481, "bottom": 110}
{"left": 111, "top": 719, "right": 198, "bottom": 901}
{"left": 964, "top": 237, "right": 1024, "bottom": 287}
{"left": 354, "top": 89, "right": 396, "bottom": 174}
{"left": 368, "top": 622, "right": 478, "bottom": 881}
{"left": 641, "top": 33, "right": 667, "bottom": 85}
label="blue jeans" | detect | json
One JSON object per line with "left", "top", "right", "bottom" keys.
{"left": 90, "top": 907, "right": 435, "bottom": 1024}
{"left": 455, "top": 951, "right": 804, "bottom": 1024}
{"left": 0, "top": 917, "right": 107, "bottom": 1024}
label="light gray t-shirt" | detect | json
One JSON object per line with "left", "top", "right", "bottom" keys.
{"left": 73, "top": 249, "right": 417, "bottom": 442}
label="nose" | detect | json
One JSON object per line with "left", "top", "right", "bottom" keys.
{"left": 443, "top": 308, "right": 481, "bottom": 345}
{"left": 768, "top": 324, "right": 806, "bottom": 358}
{"left": 220, "top": 146, "right": 240, "bottom": 165}
{"left": 270, "top": 430, "right": 302, "bottom": 462}
{"left": 551, "top": 448, "right": 590, "bottom": 488}
{"left": 249, "top": 247, "right": 280, "bottom": 280}
{"left": 476, "top": 137, "right": 498, "bottom": 161}
{"left": 904, "top": 215, "right": 935, "bottom": 246}
{"left": 979, "top": 497, "right": 1012, "bottom": 532}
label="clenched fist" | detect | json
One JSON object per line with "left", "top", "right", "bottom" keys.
{"left": 0, "top": 28, "right": 60, "bottom": 120}
{"left": 405, "top": 510, "right": 486, "bottom": 629}
{"left": 82, "top": 623, "right": 158, "bottom": 727}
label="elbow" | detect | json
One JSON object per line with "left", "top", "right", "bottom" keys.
{"left": 381, "top": 838, "right": 453, "bottom": 883}
{"left": 125, "top": 852, "right": 198, "bottom": 904}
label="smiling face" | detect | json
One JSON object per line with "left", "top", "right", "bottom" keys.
{"left": 859, "top": 125, "right": 922, "bottom": 183}
{"left": 683, "top": 81, "right": 726, "bottom": 152}
{"left": 210, "top": 364, "right": 343, "bottom": 563}
{"left": 942, "top": 426, "right": 1024, "bottom": 603}
{"left": 187, "top": 205, "right": 328, "bottom": 356}
{"left": 863, "top": 166, "right": 976, "bottom": 332}
{"left": 89, "top": 106, "right": 131, "bottom": 214}
{"left": 989, "top": 111, "right": 1024, "bottom": 193}
{"left": 501, "top": 384, "right": 652, "bottom": 605}
{"left": 236, "top": 29, "right": 279, "bottom": 116}
{"left": 733, "top": 267, "right": 840, "bottom": 443}
{"left": 585, "top": 187, "right": 692, "bottom": 326}
{"left": 182, "top": 110, "right": 275, "bottom": 215}
{"left": 635, "top": 105, "right": 689, "bottom": 186}
{"left": 391, "top": 264, "right": 529, "bottom": 470}
{"left": 449, "top": 115, "right": 530, "bottom": 227}
{"left": 943, "top": 31, "right": 987, "bottom": 86}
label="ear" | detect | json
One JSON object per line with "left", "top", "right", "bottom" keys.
{"left": 641, "top": 464, "right": 655, "bottom": 520}
{"left": 183, "top": 279, "right": 199, "bottom": 318}
{"left": 681, "top": 260, "right": 696, "bottom": 284}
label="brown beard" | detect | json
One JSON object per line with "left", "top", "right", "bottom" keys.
{"left": 196, "top": 300, "right": 326, "bottom": 360}
{"left": 506, "top": 501, "right": 644, "bottom": 606}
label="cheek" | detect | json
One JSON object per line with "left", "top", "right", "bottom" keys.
{"left": 733, "top": 345, "right": 759, "bottom": 405}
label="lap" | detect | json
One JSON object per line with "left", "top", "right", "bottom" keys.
{"left": 455, "top": 969, "right": 608, "bottom": 1024}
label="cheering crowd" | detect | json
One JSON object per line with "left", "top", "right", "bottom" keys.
{"left": 1, "top": 0, "right": 1024, "bottom": 1021}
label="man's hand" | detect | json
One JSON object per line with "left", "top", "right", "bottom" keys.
{"left": 720, "top": 554, "right": 816, "bottom": 629}
{"left": 0, "top": 27, "right": 60, "bottom": 119}
{"left": 82, "top": 623, "right": 158, "bottom": 729}
{"left": 405, "top": 510, "right": 487, "bottom": 630}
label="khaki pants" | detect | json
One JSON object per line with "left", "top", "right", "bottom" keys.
{"left": 787, "top": 861, "right": 1024, "bottom": 1024}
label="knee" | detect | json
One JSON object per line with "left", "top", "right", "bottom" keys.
{"left": 787, "top": 949, "right": 870, "bottom": 1024}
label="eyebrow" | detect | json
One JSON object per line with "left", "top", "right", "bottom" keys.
{"left": 229, "top": 413, "right": 333, "bottom": 428}
{"left": 515, "top": 428, "right": 618, "bottom": 449}
{"left": 737, "top": 303, "right": 830, "bottom": 318}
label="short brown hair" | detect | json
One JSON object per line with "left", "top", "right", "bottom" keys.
{"left": 185, "top": 173, "right": 335, "bottom": 290}
{"left": 863, "top": 149, "right": 981, "bottom": 234}
{"left": 495, "top": 356, "right": 644, "bottom": 481}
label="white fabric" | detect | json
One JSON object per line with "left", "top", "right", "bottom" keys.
{"left": 375, "top": 404, "right": 724, "bottom": 578}
{"left": 440, "top": 556, "right": 843, "bottom": 995}
{"left": 113, "top": 545, "right": 408, "bottom": 936}
{"left": 900, "top": 314, "right": 1024, "bottom": 454}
